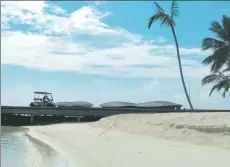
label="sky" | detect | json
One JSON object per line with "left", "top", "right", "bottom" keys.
{"left": 1, "top": 1, "right": 230, "bottom": 109}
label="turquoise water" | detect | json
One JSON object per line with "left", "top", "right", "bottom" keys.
{"left": 1, "top": 131, "right": 28, "bottom": 167}
{"left": 1, "top": 127, "right": 68, "bottom": 167}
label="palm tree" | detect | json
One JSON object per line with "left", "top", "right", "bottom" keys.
{"left": 202, "top": 71, "right": 230, "bottom": 97}
{"left": 148, "top": 0, "right": 194, "bottom": 109}
{"left": 202, "top": 15, "right": 230, "bottom": 72}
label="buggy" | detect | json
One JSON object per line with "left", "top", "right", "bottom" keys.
{"left": 30, "top": 91, "right": 55, "bottom": 107}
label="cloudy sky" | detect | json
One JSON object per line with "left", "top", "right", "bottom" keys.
{"left": 1, "top": 1, "right": 230, "bottom": 109}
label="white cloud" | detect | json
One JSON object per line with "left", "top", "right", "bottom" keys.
{"left": 1, "top": 30, "right": 209, "bottom": 79}
{"left": 50, "top": 6, "right": 66, "bottom": 14}
{"left": 1, "top": 1, "right": 208, "bottom": 79}
{"left": 1, "top": 2, "right": 129, "bottom": 38}
{"left": 1, "top": 1, "right": 229, "bottom": 109}
{"left": 1, "top": 1, "right": 47, "bottom": 14}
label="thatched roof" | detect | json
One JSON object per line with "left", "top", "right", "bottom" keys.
{"left": 55, "top": 101, "right": 93, "bottom": 108}
{"left": 136, "top": 101, "right": 182, "bottom": 107}
{"left": 99, "top": 101, "right": 136, "bottom": 108}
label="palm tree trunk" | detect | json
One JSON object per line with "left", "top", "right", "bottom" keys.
{"left": 171, "top": 25, "right": 194, "bottom": 109}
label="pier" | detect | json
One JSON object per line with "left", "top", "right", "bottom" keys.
{"left": 1, "top": 106, "right": 230, "bottom": 126}
{"left": 1, "top": 106, "right": 185, "bottom": 116}
{"left": 2, "top": 106, "right": 230, "bottom": 116}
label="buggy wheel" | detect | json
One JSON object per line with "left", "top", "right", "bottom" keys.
{"left": 47, "top": 103, "right": 55, "bottom": 107}
{"left": 30, "top": 103, "right": 35, "bottom": 107}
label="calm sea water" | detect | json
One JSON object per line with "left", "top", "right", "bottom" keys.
{"left": 1, "top": 130, "right": 28, "bottom": 167}
{"left": 1, "top": 127, "right": 69, "bottom": 167}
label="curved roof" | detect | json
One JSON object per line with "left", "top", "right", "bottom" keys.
{"left": 100, "top": 101, "right": 136, "bottom": 108}
{"left": 136, "top": 101, "right": 182, "bottom": 107}
{"left": 55, "top": 101, "right": 93, "bottom": 108}
{"left": 34, "top": 91, "right": 52, "bottom": 94}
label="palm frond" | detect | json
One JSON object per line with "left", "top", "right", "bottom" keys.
{"left": 209, "top": 21, "right": 228, "bottom": 41}
{"left": 201, "top": 38, "right": 224, "bottom": 51}
{"left": 222, "top": 15, "right": 230, "bottom": 39}
{"left": 148, "top": 2, "right": 173, "bottom": 29}
{"left": 171, "top": 0, "right": 179, "bottom": 20}
{"left": 222, "top": 80, "right": 230, "bottom": 97}
{"left": 216, "top": 79, "right": 230, "bottom": 98}
{"left": 203, "top": 72, "right": 230, "bottom": 97}
{"left": 209, "top": 84, "right": 219, "bottom": 96}
{"left": 210, "top": 47, "right": 230, "bottom": 72}
{"left": 208, "top": 78, "right": 229, "bottom": 97}
{"left": 203, "top": 46, "right": 230, "bottom": 72}
{"left": 202, "top": 54, "right": 217, "bottom": 66}
{"left": 148, "top": 12, "right": 172, "bottom": 29}
{"left": 209, "top": 81, "right": 225, "bottom": 97}
{"left": 218, "top": 71, "right": 227, "bottom": 77}
{"left": 154, "top": 1, "right": 165, "bottom": 13}
{"left": 148, "top": 15, "right": 155, "bottom": 29}
{"left": 222, "top": 91, "right": 227, "bottom": 98}
{"left": 202, "top": 15, "right": 230, "bottom": 98}
{"left": 223, "top": 66, "right": 230, "bottom": 72}
{"left": 202, "top": 74, "right": 224, "bottom": 85}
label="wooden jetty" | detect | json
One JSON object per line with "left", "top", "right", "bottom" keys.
{"left": 2, "top": 105, "right": 230, "bottom": 116}
{"left": 1, "top": 106, "right": 230, "bottom": 125}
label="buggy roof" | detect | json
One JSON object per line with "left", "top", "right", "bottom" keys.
{"left": 34, "top": 91, "right": 52, "bottom": 95}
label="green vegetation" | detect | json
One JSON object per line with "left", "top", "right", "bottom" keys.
{"left": 202, "top": 72, "right": 230, "bottom": 98}
{"left": 148, "top": 0, "right": 194, "bottom": 109}
{"left": 201, "top": 15, "right": 230, "bottom": 97}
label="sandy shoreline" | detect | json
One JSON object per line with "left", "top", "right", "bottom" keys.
{"left": 27, "top": 112, "right": 230, "bottom": 167}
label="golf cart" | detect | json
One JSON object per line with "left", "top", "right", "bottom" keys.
{"left": 30, "top": 91, "right": 55, "bottom": 107}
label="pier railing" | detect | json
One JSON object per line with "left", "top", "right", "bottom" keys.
{"left": 1, "top": 106, "right": 230, "bottom": 117}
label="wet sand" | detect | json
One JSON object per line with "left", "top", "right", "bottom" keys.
{"left": 1, "top": 126, "right": 29, "bottom": 133}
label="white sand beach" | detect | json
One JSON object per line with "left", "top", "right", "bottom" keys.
{"left": 27, "top": 112, "right": 230, "bottom": 167}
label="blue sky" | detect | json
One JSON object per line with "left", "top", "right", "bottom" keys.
{"left": 1, "top": 1, "right": 230, "bottom": 109}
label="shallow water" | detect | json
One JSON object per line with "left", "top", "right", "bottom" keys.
{"left": 1, "top": 129, "right": 28, "bottom": 167}
{"left": 1, "top": 126, "right": 68, "bottom": 167}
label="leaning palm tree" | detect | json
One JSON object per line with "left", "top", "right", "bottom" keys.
{"left": 202, "top": 71, "right": 230, "bottom": 97}
{"left": 202, "top": 15, "right": 230, "bottom": 72}
{"left": 148, "top": 0, "right": 194, "bottom": 109}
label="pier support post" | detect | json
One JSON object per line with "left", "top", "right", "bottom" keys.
{"left": 30, "top": 115, "right": 34, "bottom": 124}
{"left": 77, "top": 116, "right": 81, "bottom": 122}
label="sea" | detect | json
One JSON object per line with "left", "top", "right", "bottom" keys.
{"left": 1, "top": 126, "right": 69, "bottom": 167}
